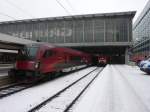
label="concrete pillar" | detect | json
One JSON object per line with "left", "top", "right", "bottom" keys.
{"left": 125, "top": 47, "right": 129, "bottom": 64}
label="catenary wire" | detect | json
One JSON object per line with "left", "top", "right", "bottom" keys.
{"left": 65, "top": 0, "right": 76, "bottom": 13}
{"left": 3, "top": 0, "right": 34, "bottom": 18}
{"left": 0, "top": 12, "right": 17, "bottom": 20}
{"left": 55, "top": 0, "right": 72, "bottom": 16}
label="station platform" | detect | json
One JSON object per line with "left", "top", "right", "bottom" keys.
{"left": 0, "top": 65, "right": 149, "bottom": 112}
{"left": 73, "top": 65, "right": 150, "bottom": 112}
{"left": 0, "top": 64, "right": 12, "bottom": 77}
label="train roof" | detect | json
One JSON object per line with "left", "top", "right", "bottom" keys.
{"left": 54, "top": 47, "right": 86, "bottom": 56}
{"left": 25, "top": 42, "right": 90, "bottom": 56}
{"left": 25, "top": 42, "right": 55, "bottom": 48}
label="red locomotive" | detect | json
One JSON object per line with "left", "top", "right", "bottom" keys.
{"left": 97, "top": 55, "right": 108, "bottom": 66}
{"left": 8, "top": 42, "right": 91, "bottom": 81}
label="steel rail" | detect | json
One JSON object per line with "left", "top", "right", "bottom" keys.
{"left": 28, "top": 67, "right": 99, "bottom": 112}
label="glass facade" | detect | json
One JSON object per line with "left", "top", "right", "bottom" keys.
{"left": 133, "top": 1, "right": 150, "bottom": 58}
{"left": 0, "top": 13, "right": 133, "bottom": 44}
{"left": 133, "top": 11, "right": 150, "bottom": 42}
{"left": 132, "top": 39, "right": 150, "bottom": 57}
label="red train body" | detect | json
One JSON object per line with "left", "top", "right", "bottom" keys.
{"left": 97, "top": 55, "right": 108, "bottom": 66}
{"left": 9, "top": 43, "right": 91, "bottom": 80}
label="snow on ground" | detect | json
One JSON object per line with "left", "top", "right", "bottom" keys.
{"left": 0, "top": 67, "right": 96, "bottom": 112}
{"left": 36, "top": 68, "right": 102, "bottom": 112}
{"left": 72, "top": 65, "right": 150, "bottom": 112}
{"left": 116, "top": 65, "right": 150, "bottom": 111}
{"left": 1, "top": 65, "right": 150, "bottom": 112}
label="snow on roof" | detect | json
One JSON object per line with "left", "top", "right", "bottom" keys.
{"left": 0, "top": 11, "right": 136, "bottom": 24}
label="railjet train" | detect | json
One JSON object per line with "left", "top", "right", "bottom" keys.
{"left": 8, "top": 42, "right": 92, "bottom": 81}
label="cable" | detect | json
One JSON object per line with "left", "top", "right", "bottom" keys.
{"left": 3, "top": 0, "right": 34, "bottom": 18}
{"left": 0, "top": 12, "right": 17, "bottom": 20}
{"left": 55, "top": 0, "right": 72, "bottom": 16}
{"left": 65, "top": 0, "right": 76, "bottom": 13}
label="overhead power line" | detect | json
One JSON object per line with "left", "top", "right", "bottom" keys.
{"left": 55, "top": 0, "right": 72, "bottom": 16}
{"left": 65, "top": 0, "right": 76, "bottom": 13}
{"left": 4, "top": 0, "right": 34, "bottom": 18}
{"left": 0, "top": 12, "right": 17, "bottom": 20}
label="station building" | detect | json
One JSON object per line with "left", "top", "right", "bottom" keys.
{"left": 0, "top": 11, "right": 135, "bottom": 64}
{"left": 132, "top": 0, "right": 150, "bottom": 61}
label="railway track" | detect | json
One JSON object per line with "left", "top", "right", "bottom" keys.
{"left": 0, "top": 66, "right": 91, "bottom": 99}
{"left": 28, "top": 67, "right": 104, "bottom": 112}
{"left": 0, "top": 82, "right": 33, "bottom": 99}
{"left": 0, "top": 76, "right": 14, "bottom": 86}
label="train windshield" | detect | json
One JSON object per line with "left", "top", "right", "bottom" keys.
{"left": 17, "top": 45, "right": 39, "bottom": 60}
{"left": 26, "top": 47, "right": 38, "bottom": 58}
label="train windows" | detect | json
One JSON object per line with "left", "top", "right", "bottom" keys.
{"left": 43, "top": 50, "right": 53, "bottom": 58}
{"left": 26, "top": 47, "right": 38, "bottom": 58}
{"left": 71, "top": 56, "right": 81, "bottom": 61}
{"left": 16, "top": 46, "right": 39, "bottom": 60}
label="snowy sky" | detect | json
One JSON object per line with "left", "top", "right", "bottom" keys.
{"left": 0, "top": 0, "right": 149, "bottom": 23}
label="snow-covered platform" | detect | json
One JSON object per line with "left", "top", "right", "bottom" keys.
{"left": 0, "top": 65, "right": 150, "bottom": 112}
{"left": 72, "top": 65, "right": 150, "bottom": 112}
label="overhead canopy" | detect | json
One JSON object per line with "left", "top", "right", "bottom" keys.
{"left": 0, "top": 33, "right": 36, "bottom": 50}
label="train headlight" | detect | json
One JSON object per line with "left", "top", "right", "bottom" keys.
{"left": 35, "top": 61, "right": 40, "bottom": 69}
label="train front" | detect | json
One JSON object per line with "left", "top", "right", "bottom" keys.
{"left": 8, "top": 44, "right": 41, "bottom": 80}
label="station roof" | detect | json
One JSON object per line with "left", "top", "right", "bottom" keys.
{"left": 0, "top": 11, "right": 136, "bottom": 24}
{"left": 0, "top": 33, "right": 36, "bottom": 49}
